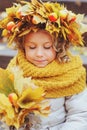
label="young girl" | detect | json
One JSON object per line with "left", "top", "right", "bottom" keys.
{"left": 0, "top": 0, "right": 87, "bottom": 130}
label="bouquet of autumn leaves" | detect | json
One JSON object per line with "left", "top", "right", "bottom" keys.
{"left": 0, "top": 67, "right": 50, "bottom": 129}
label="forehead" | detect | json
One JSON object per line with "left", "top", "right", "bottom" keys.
{"left": 24, "top": 30, "right": 53, "bottom": 43}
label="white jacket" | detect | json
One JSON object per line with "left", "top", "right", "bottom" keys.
{"left": 0, "top": 88, "right": 87, "bottom": 130}
{"left": 28, "top": 88, "right": 87, "bottom": 130}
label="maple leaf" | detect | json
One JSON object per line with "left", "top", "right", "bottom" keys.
{"left": 0, "top": 68, "right": 15, "bottom": 96}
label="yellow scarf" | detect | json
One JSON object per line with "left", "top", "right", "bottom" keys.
{"left": 7, "top": 50, "right": 86, "bottom": 98}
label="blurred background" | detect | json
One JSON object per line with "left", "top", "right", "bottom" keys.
{"left": 0, "top": 0, "right": 87, "bottom": 73}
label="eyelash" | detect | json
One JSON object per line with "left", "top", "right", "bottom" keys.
{"left": 44, "top": 46, "right": 52, "bottom": 49}
{"left": 29, "top": 47, "right": 36, "bottom": 49}
{"left": 29, "top": 46, "right": 52, "bottom": 49}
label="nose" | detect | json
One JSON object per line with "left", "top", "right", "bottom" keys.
{"left": 36, "top": 47, "right": 43, "bottom": 57}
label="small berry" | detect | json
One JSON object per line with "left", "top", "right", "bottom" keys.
{"left": 49, "top": 12, "right": 58, "bottom": 22}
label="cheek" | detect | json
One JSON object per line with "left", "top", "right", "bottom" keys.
{"left": 50, "top": 52, "right": 56, "bottom": 59}
{"left": 46, "top": 50, "right": 56, "bottom": 60}
{"left": 25, "top": 50, "right": 32, "bottom": 60}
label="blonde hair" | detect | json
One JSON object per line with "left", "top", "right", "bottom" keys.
{"left": 53, "top": 32, "right": 71, "bottom": 62}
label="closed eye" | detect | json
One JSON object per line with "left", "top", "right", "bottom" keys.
{"left": 29, "top": 46, "right": 36, "bottom": 49}
{"left": 44, "top": 46, "right": 52, "bottom": 49}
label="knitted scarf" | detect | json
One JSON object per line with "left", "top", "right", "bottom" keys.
{"left": 7, "top": 50, "right": 86, "bottom": 98}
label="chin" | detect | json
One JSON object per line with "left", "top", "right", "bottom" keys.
{"left": 35, "top": 64, "right": 48, "bottom": 68}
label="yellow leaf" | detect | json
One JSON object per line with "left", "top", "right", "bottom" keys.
{"left": 18, "top": 29, "right": 31, "bottom": 37}
{"left": 0, "top": 17, "right": 12, "bottom": 28}
{"left": 8, "top": 30, "right": 18, "bottom": 46}
{"left": 0, "top": 93, "right": 15, "bottom": 119}
{"left": 38, "top": 100, "right": 50, "bottom": 115}
{"left": 10, "top": 67, "right": 35, "bottom": 96}
{"left": 32, "top": 14, "right": 46, "bottom": 24}
{"left": 61, "top": 27, "right": 66, "bottom": 40}
{"left": 2, "top": 29, "right": 8, "bottom": 37}
{"left": 18, "top": 87, "right": 44, "bottom": 108}
{"left": 79, "top": 23, "right": 87, "bottom": 34}
{"left": 18, "top": 108, "right": 31, "bottom": 126}
{"left": 0, "top": 68, "right": 15, "bottom": 96}
{"left": 6, "top": 5, "right": 21, "bottom": 17}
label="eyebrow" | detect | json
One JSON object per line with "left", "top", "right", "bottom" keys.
{"left": 27, "top": 41, "right": 52, "bottom": 44}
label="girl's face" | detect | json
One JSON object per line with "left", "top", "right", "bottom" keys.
{"left": 24, "top": 30, "right": 56, "bottom": 67}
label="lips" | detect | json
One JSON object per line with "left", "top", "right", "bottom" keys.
{"left": 32, "top": 59, "right": 48, "bottom": 67}
{"left": 35, "top": 60, "right": 47, "bottom": 62}
{"left": 34, "top": 60, "right": 48, "bottom": 65}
